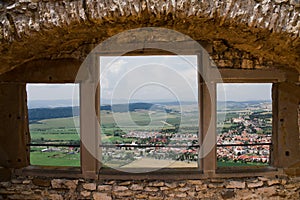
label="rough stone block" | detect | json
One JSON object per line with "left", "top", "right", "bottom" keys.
{"left": 226, "top": 181, "right": 246, "bottom": 189}
{"left": 93, "top": 192, "right": 112, "bottom": 200}
{"left": 82, "top": 183, "right": 96, "bottom": 191}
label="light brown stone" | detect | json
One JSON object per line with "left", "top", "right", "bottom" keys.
{"left": 195, "top": 184, "right": 207, "bottom": 191}
{"left": 257, "top": 186, "right": 277, "bottom": 196}
{"left": 22, "top": 180, "right": 31, "bottom": 184}
{"left": 160, "top": 187, "right": 169, "bottom": 191}
{"left": 130, "top": 184, "right": 144, "bottom": 191}
{"left": 113, "top": 186, "right": 128, "bottom": 192}
{"left": 49, "top": 194, "right": 64, "bottom": 200}
{"left": 97, "top": 185, "right": 112, "bottom": 191}
{"left": 51, "top": 179, "right": 65, "bottom": 189}
{"left": 145, "top": 187, "right": 159, "bottom": 192}
{"left": 247, "top": 181, "right": 264, "bottom": 188}
{"left": 176, "top": 187, "right": 190, "bottom": 192}
{"left": 226, "top": 181, "right": 246, "bottom": 189}
{"left": 267, "top": 179, "right": 280, "bottom": 186}
{"left": 93, "top": 192, "right": 112, "bottom": 200}
{"left": 187, "top": 180, "right": 202, "bottom": 185}
{"left": 258, "top": 177, "right": 269, "bottom": 182}
{"left": 165, "top": 182, "right": 177, "bottom": 189}
{"left": 175, "top": 193, "right": 187, "bottom": 198}
{"left": 150, "top": 181, "right": 164, "bottom": 187}
{"left": 119, "top": 181, "right": 131, "bottom": 186}
{"left": 82, "top": 183, "right": 96, "bottom": 191}
{"left": 80, "top": 190, "right": 91, "bottom": 197}
{"left": 65, "top": 180, "right": 78, "bottom": 190}
{"left": 114, "top": 191, "right": 133, "bottom": 197}
{"left": 135, "top": 194, "right": 149, "bottom": 199}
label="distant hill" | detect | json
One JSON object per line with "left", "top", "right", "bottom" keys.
{"left": 103, "top": 102, "right": 167, "bottom": 112}
{"left": 217, "top": 100, "right": 271, "bottom": 111}
{"left": 28, "top": 106, "right": 80, "bottom": 122}
{"left": 28, "top": 100, "right": 271, "bottom": 122}
{"left": 28, "top": 99, "right": 79, "bottom": 109}
{"left": 28, "top": 102, "right": 170, "bottom": 122}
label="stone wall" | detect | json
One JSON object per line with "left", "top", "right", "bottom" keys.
{"left": 0, "top": 0, "right": 300, "bottom": 75}
{"left": 0, "top": 175, "right": 299, "bottom": 199}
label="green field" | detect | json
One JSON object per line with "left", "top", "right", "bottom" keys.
{"left": 30, "top": 117, "right": 80, "bottom": 143}
{"left": 217, "top": 161, "right": 268, "bottom": 167}
{"left": 29, "top": 103, "right": 271, "bottom": 168}
{"left": 30, "top": 147, "right": 80, "bottom": 166}
{"left": 29, "top": 117, "right": 80, "bottom": 166}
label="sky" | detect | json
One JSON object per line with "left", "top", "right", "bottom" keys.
{"left": 26, "top": 55, "right": 272, "bottom": 103}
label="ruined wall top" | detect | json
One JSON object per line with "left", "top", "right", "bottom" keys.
{"left": 0, "top": 0, "right": 299, "bottom": 75}
{"left": 0, "top": 0, "right": 299, "bottom": 41}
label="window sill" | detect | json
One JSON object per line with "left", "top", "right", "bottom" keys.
{"left": 98, "top": 167, "right": 283, "bottom": 180}
{"left": 14, "top": 165, "right": 82, "bottom": 178}
{"left": 13, "top": 166, "right": 284, "bottom": 180}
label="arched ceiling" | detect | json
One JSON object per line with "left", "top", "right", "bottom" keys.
{"left": 0, "top": 0, "right": 299, "bottom": 75}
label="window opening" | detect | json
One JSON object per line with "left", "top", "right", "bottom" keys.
{"left": 99, "top": 55, "right": 200, "bottom": 170}
{"left": 217, "top": 83, "right": 272, "bottom": 167}
{"left": 26, "top": 84, "right": 80, "bottom": 167}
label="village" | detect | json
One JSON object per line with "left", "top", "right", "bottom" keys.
{"left": 103, "top": 103, "right": 273, "bottom": 167}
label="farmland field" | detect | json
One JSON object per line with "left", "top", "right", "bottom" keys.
{"left": 29, "top": 101, "right": 272, "bottom": 168}
{"left": 29, "top": 117, "right": 80, "bottom": 166}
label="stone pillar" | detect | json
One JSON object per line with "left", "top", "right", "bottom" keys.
{"left": 0, "top": 83, "right": 29, "bottom": 169}
{"left": 275, "top": 82, "right": 300, "bottom": 174}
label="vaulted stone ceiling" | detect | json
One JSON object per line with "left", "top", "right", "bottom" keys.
{"left": 0, "top": 0, "right": 299, "bottom": 75}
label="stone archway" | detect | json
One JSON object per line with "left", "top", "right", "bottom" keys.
{"left": 0, "top": 0, "right": 299, "bottom": 75}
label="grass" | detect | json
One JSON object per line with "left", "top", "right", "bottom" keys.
{"left": 30, "top": 117, "right": 80, "bottom": 143}
{"left": 217, "top": 161, "right": 268, "bottom": 167}
{"left": 29, "top": 117, "right": 80, "bottom": 166}
{"left": 29, "top": 104, "right": 271, "bottom": 168}
{"left": 30, "top": 149, "right": 80, "bottom": 167}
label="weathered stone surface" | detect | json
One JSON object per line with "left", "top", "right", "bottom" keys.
{"left": 80, "top": 190, "right": 91, "bottom": 197}
{"left": 135, "top": 193, "right": 149, "bottom": 199}
{"left": 188, "top": 180, "right": 202, "bottom": 185}
{"left": 267, "top": 179, "right": 281, "bottom": 186}
{"left": 144, "top": 187, "right": 159, "bottom": 192}
{"left": 103, "top": 181, "right": 115, "bottom": 185}
{"left": 236, "top": 190, "right": 259, "bottom": 199}
{"left": 49, "top": 194, "right": 63, "bottom": 200}
{"left": 165, "top": 182, "right": 177, "bottom": 189}
{"left": 226, "top": 181, "right": 246, "bottom": 189}
{"left": 64, "top": 180, "right": 78, "bottom": 190}
{"left": 160, "top": 187, "right": 169, "bottom": 191}
{"left": 113, "top": 186, "right": 128, "bottom": 192}
{"left": 247, "top": 181, "right": 264, "bottom": 188}
{"left": 0, "top": 176, "right": 299, "bottom": 199}
{"left": 221, "top": 189, "right": 236, "bottom": 199}
{"left": 11, "top": 179, "right": 22, "bottom": 184}
{"left": 114, "top": 191, "right": 133, "bottom": 197}
{"left": 130, "top": 184, "right": 143, "bottom": 191}
{"left": 22, "top": 180, "right": 31, "bottom": 185}
{"left": 175, "top": 192, "right": 187, "bottom": 198}
{"left": 33, "top": 178, "right": 50, "bottom": 187}
{"left": 0, "top": 182, "right": 11, "bottom": 188}
{"left": 178, "top": 187, "right": 191, "bottom": 192}
{"left": 195, "top": 184, "right": 208, "bottom": 191}
{"left": 0, "top": 0, "right": 299, "bottom": 78}
{"left": 97, "top": 185, "right": 112, "bottom": 191}
{"left": 119, "top": 181, "right": 131, "bottom": 186}
{"left": 208, "top": 183, "right": 224, "bottom": 188}
{"left": 150, "top": 181, "right": 164, "bottom": 187}
{"left": 257, "top": 186, "right": 277, "bottom": 196}
{"left": 93, "top": 192, "right": 112, "bottom": 200}
{"left": 82, "top": 183, "right": 96, "bottom": 191}
{"left": 258, "top": 177, "right": 269, "bottom": 181}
